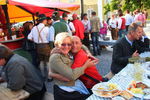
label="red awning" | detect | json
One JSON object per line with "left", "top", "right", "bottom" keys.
{"left": 9, "top": 0, "right": 80, "bottom": 12}
{"left": 2, "top": 0, "right": 80, "bottom": 22}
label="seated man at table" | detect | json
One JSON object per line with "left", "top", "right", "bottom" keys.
{"left": 106, "top": 22, "right": 150, "bottom": 79}
{"left": 0, "top": 45, "right": 45, "bottom": 100}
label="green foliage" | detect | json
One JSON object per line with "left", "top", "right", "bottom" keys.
{"left": 104, "top": 3, "right": 110, "bottom": 15}
{"left": 110, "top": 0, "right": 120, "bottom": 11}
{"left": 104, "top": 0, "right": 150, "bottom": 14}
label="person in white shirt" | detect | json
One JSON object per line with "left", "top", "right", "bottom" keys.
{"left": 68, "top": 19, "right": 76, "bottom": 34}
{"left": 125, "top": 9, "right": 134, "bottom": 32}
{"left": 109, "top": 14, "right": 118, "bottom": 40}
{"left": 28, "top": 14, "right": 51, "bottom": 80}
{"left": 82, "top": 13, "right": 91, "bottom": 48}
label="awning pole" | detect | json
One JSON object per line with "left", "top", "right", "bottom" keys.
{"left": 81, "top": 0, "right": 84, "bottom": 18}
{"left": 2, "top": 5, "right": 12, "bottom": 39}
{"left": 32, "top": 14, "right": 35, "bottom": 25}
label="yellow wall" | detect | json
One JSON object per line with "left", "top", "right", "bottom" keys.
{"left": 52, "top": 0, "right": 106, "bottom": 20}
{"left": 52, "top": 0, "right": 99, "bottom": 14}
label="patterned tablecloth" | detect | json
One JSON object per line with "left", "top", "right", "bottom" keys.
{"left": 87, "top": 52, "right": 150, "bottom": 100}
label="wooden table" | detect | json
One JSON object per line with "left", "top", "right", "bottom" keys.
{"left": 0, "top": 83, "right": 29, "bottom": 100}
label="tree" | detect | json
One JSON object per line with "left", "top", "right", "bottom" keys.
{"left": 104, "top": 0, "right": 150, "bottom": 15}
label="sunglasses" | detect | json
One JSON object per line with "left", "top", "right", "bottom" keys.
{"left": 61, "top": 43, "right": 72, "bottom": 47}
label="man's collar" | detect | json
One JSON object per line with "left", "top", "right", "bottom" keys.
{"left": 125, "top": 35, "right": 133, "bottom": 46}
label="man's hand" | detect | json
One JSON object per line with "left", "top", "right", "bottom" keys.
{"left": 132, "top": 50, "right": 139, "bottom": 57}
{"left": 84, "top": 59, "right": 99, "bottom": 68}
{"left": 88, "top": 55, "right": 99, "bottom": 62}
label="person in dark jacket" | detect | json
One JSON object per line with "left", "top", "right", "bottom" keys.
{"left": 0, "top": 45, "right": 45, "bottom": 100}
{"left": 22, "top": 21, "right": 38, "bottom": 67}
{"left": 105, "top": 22, "right": 150, "bottom": 79}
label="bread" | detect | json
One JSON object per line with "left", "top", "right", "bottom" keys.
{"left": 120, "top": 90, "right": 133, "bottom": 100}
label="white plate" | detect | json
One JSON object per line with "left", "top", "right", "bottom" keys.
{"left": 127, "top": 81, "right": 150, "bottom": 99}
{"left": 92, "top": 82, "right": 121, "bottom": 98}
{"left": 112, "top": 96, "right": 125, "bottom": 100}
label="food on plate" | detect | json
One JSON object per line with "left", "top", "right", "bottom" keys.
{"left": 136, "top": 82, "right": 149, "bottom": 89}
{"left": 120, "top": 90, "right": 133, "bottom": 99}
{"left": 95, "top": 83, "right": 121, "bottom": 97}
{"left": 92, "top": 82, "right": 122, "bottom": 97}
{"left": 130, "top": 88, "right": 144, "bottom": 94}
{"left": 100, "top": 89, "right": 121, "bottom": 97}
{"left": 128, "top": 81, "right": 149, "bottom": 95}
{"left": 111, "top": 89, "right": 120, "bottom": 94}
{"left": 108, "top": 83, "right": 117, "bottom": 90}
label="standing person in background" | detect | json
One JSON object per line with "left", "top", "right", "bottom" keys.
{"left": 117, "top": 9, "right": 126, "bottom": 38}
{"left": 22, "top": 21, "right": 37, "bottom": 67}
{"left": 125, "top": 9, "right": 134, "bottom": 32}
{"left": 99, "top": 20, "right": 108, "bottom": 40}
{"left": 90, "top": 11, "right": 101, "bottom": 56}
{"left": 49, "top": 11, "right": 68, "bottom": 44}
{"left": 47, "top": 17, "right": 53, "bottom": 27}
{"left": 82, "top": 13, "right": 91, "bottom": 49}
{"left": 142, "top": 11, "right": 146, "bottom": 27}
{"left": 61, "top": 12, "right": 72, "bottom": 36}
{"left": 68, "top": 19, "right": 76, "bottom": 34}
{"left": 46, "top": 17, "right": 54, "bottom": 49}
{"left": 109, "top": 14, "right": 118, "bottom": 40}
{"left": 28, "top": 14, "right": 51, "bottom": 80}
{"left": 72, "top": 14, "right": 85, "bottom": 40}
{"left": 134, "top": 9, "right": 145, "bottom": 27}
{"left": 143, "top": 9, "right": 148, "bottom": 27}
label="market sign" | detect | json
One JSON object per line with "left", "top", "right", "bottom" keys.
{"left": 0, "top": 0, "right": 6, "bottom": 5}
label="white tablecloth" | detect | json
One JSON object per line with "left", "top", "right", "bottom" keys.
{"left": 87, "top": 52, "right": 150, "bottom": 100}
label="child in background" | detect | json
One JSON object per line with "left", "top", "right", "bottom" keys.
{"left": 99, "top": 20, "right": 108, "bottom": 40}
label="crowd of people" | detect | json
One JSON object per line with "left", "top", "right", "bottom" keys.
{"left": 0, "top": 8, "right": 150, "bottom": 100}
{"left": 108, "top": 9, "right": 148, "bottom": 40}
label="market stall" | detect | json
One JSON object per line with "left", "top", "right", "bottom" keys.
{"left": 0, "top": 0, "right": 80, "bottom": 50}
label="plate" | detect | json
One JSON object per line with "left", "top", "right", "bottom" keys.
{"left": 92, "top": 82, "right": 121, "bottom": 98}
{"left": 112, "top": 96, "right": 125, "bottom": 100}
{"left": 127, "top": 81, "right": 150, "bottom": 99}
{"left": 143, "top": 62, "right": 150, "bottom": 71}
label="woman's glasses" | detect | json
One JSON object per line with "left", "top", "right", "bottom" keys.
{"left": 61, "top": 43, "right": 72, "bottom": 47}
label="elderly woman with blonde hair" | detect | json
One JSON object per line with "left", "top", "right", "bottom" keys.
{"left": 49, "top": 32, "right": 97, "bottom": 100}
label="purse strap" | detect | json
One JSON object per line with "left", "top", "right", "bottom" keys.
{"left": 83, "top": 73, "right": 100, "bottom": 83}
{"left": 36, "top": 26, "right": 45, "bottom": 43}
